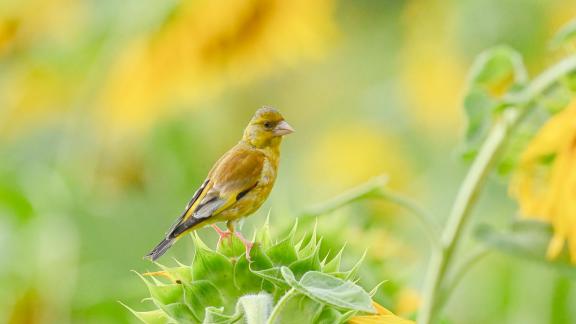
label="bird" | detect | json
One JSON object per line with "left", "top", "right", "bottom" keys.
{"left": 145, "top": 107, "right": 294, "bottom": 261}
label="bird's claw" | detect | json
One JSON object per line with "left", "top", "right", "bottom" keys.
{"left": 211, "top": 224, "right": 233, "bottom": 245}
{"left": 212, "top": 225, "right": 253, "bottom": 260}
{"left": 234, "top": 232, "right": 254, "bottom": 261}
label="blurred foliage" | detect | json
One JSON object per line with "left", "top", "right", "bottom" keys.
{"left": 475, "top": 220, "right": 576, "bottom": 279}
{"left": 1, "top": 0, "right": 576, "bottom": 323}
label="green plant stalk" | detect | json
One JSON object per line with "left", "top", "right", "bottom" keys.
{"left": 418, "top": 110, "right": 516, "bottom": 324}
{"left": 551, "top": 276, "right": 571, "bottom": 324}
{"left": 379, "top": 187, "right": 441, "bottom": 245}
{"left": 438, "top": 246, "right": 490, "bottom": 310}
{"left": 301, "top": 175, "right": 390, "bottom": 217}
{"left": 302, "top": 175, "right": 440, "bottom": 246}
{"left": 418, "top": 54, "right": 576, "bottom": 324}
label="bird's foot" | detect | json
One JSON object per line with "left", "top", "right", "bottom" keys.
{"left": 211, "top": 224, "right": 233, "bottom": 245}
{"left": 234, "top": 231, "right": 254, "bottom": 260}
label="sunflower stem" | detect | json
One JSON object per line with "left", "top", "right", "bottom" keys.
{"left": 418, "top": 111, "right": 515, "bottom": 324}
{"left": 438, "top": 246, "right": 490, "bottom": 310}
{"left": 550, "top": 276, "right": 571, "bottom": 324}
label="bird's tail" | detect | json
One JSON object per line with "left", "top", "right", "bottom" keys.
{"left": 145, "top": 237, "right": 176, "bottom": 261}
{"left": 145, "top": 212, "right": 209, "bottom": 261}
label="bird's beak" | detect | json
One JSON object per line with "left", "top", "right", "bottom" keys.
{"left": 274, "top": 120, "right": 295, "bottom": 136}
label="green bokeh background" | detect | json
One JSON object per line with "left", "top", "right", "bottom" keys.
{"left": 1, "top": 0, "right": 575, "bottom": 323}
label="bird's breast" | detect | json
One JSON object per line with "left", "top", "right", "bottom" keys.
{"left": 216, "top": 155, "right": 278, "bottom": 222}
{"left": 259, "top": 157, "right": 277, "bottom": 186}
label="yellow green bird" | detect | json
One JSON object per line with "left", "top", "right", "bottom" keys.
{"left": 146, "top": 107, "right": 294, "bottom": 261}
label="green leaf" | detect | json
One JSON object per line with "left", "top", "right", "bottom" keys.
{"left": 148, "top": 284, "right": 183, "bottom": 306}
{"left": 461, "top": 46, "right": 527, "bottom": 159}
{"left": 368, "top": 281, "right": 387, "bottom": 298}
{"left": 248, "top": 243, "right": 274, "bottom": 271}
{"left": 344, "top": 250, "right": 367, "bottom": 281}
{"left": 156, "top": 264, "right": 193, "bottom": 284}
{"left": 192, "top": 235, "right": 238, "bottom": 303}
{"left": 255, "top": 213, "right": 273, "bottom": 249}
{"left": 251, "top": 267, "right": 289, "bottom": 289}
{"left": 338, "top": 310, "right": 357, "bottom": 323}
{"left": 120, "top": 303, "right": 169, "bottom": 324}
{"left": 475, "top": 220, "right": 576, "bottom": 278}
{"left": 267, "top": 237, "right": 298, "bottom": 266}
{"left": 298, "top": 224, "right": 318, "bottom": 259}
{"left": 134, "top": 271, "right": 182, "bottom": 305}
{"left": 161, "top": 303, "right": 196, "bottom": 322}
{"left": 323, "top": 244, "right": 346, "bottom": 273}
{"left": 289, "top": 252, "right": 321, "bottom": 279}
{"left": 551, "top": 18, "right": 576, "bottom": 49}
{"left": 280, "top": 267, "right": 375, "bottom": 313}
{"left": 217, "top": 232, "right": 247, "bottom": 258}
{"left": 268, "top": 291, "right": 323, "bottom": 324}
{"left": 467, "top": 46, "right": 527, "bottom": 87}
{"left": 462, "top": 89, "right": 497, "bottom": 147}
{"left": 314, "top": 307, "right": 348, "bottom": 324}
{"left": 183, "top": 280, "right": 224, "bottom": 321}
{"left": 148, "top": 284, "right": 183, "bottom": 305}
{"left": 203, "top": 306, "right": 241, "bottom": 324}
{"left": 234, "top": 253, "right": 267, "bottom": 294}
{"left": 244, "top": 244, "right": 277, "bottom": 294}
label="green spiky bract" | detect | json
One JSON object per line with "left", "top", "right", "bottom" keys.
{"left": 125, "top": 221, "right": 377, "bottom": 324}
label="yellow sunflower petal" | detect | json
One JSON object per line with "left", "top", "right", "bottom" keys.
{"left": 349, "top": 302, "right": 415, "bottom": 324}
{"left": 511, "top": 99, "right": 576, "bottom": 263}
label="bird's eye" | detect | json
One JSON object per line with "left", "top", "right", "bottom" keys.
{"left": 263, "top": 121, "right": 273, "bottom": 129}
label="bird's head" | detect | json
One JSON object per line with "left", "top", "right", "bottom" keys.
{"left": 243, "top": 107, "right": 294, "bottom": 148}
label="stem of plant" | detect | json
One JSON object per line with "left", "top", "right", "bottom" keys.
{"left": 302, "top": 174, "right": 441, "bottom": 247}
{"left": 438, "top": 246, "right": 490, "bottom": 310}
{"left": 550, "top": 276, "right": 571, "bottom": 324}
{"left": 418, "top": 110, "right": 516, "bottom": 324}
{"left": 418, "top": 54, "right": 576, "bottom": 324}
{"left": 301, "top": 175, "right": 390, "bottom": 217}
{"left": 379, "top": 188, "right": 441, "bottom": 245}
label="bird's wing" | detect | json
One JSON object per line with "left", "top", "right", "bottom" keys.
{"left": 168, "top": 145, "right": 265, "bottom": 238}
{"left": 164, "top": 178, "right": 210, "bottom": 236}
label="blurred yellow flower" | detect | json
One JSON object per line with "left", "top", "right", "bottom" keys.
{"left": 349, "top": 302, "right": 414, "bottom": 324}
{"left": 547, "top": 1, "right": 576, "bottom": 34}
{"left": 400, "top": 0, "right": 466, "bottom": 135}
{"left": 348, "top": 226, "right": 414, "bottom": 264}
{"left": 306, "top": 124, "right": 411, "bottom": 194}
{"left": 395, "top": 288, "right": 420, "bottom": 317}
{"left": 0, "top": 0, "right": 334, "bottom": 138}
{"left": 510, "top": 100, "right": 576, "bottom": 263}
{"left": 0, "top": 0, "right": 87, "bottom": 138}
{"left": 100, "top": 0, "right": 335, "bottom": 135}
{"left": 0, "top": 18, "right": 18, "bottom": 57}
{"left": 0, "top": 0, "right": 85, "bottom": 47}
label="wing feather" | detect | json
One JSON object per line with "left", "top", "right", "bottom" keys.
{"left": 165, "top": 179, "right": 209, "bottom": 236}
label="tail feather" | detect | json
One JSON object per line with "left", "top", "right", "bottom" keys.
{"left": 145, "top": 237, "right": 175, "bottom": 261}
{"left": 145, "top": 214, "right": 209, "bottom": 261}
{"left": 171, "top": 216, "right": 205, "bottom": 238}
